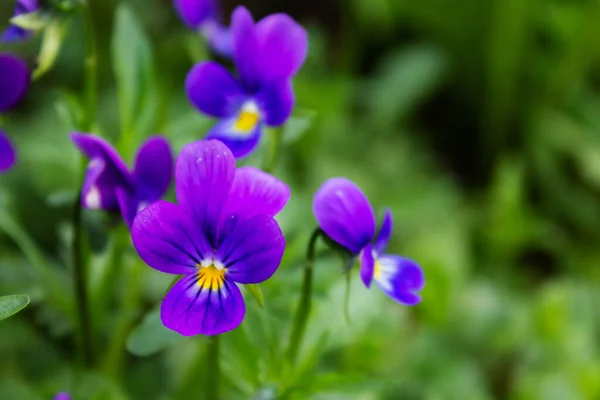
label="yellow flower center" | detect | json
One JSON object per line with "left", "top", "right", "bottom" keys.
{"left": 197, "top": 261, "right": 226, "bottom": 290}
{"left": 374, "top": 259, "right": 382, "bottom": 279}
{"left": 234, "top": 109, "right": 260, "bottom": 132}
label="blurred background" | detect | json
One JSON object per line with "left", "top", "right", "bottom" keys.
{"left": 1, "top": 0, "right": 600, "bottom": 398}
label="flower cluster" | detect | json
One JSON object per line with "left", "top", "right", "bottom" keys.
{"left": 185, "top": 6, "right": 308, "bottom": 158}
{"left": 71, "top": 134, "right": 173, "bottom": 228}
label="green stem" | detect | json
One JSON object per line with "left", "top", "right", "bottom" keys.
{"left": 285, "top": 228, "right": 322, "bottom": 364}
{"left": 206, "top": 335, "right": 221, "bottom": 400}
{"left": 82, "top": 1, "right": 97, "bottom": 132}
{"left": 262, "top": 127, "right": 282, "bottom": 174}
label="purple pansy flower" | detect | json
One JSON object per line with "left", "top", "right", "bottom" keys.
{"left": 0, "top": 53, "right": 30, "bottom": 172}
{"left": 313, "top": 178, "right": 425, "bottom": 305}
{"left": 70, "top": 133, "right": 173, "bottom": 228}
{"left": 53, "top": 392, "right": 70, "bottom": 400}
{"left": 131, "top": 139, "right": 289, "bottom": 336}
{"left": 173, "top": 0, "right": 232, "bottom": 56}
{"left": 185, "top": 6, "right": 308, "bottom": 158}
{"left": 1, "top": 0, "right": 40, "bottom": 42}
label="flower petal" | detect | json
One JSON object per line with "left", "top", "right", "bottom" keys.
{"left": 161, "top": 273, "right": 245, "bottom": 336}
{"left": 255, "top": 79, "right": 294, "bottom": 126}
{"left": 0, "top": 130, "right": 16, "bottom": 172}
{"left": 255, "top": 13, "right": 308, "bottom": 82}
{"left": 131, "top": 200, "right": 211, "bottom": 274}
{"left": 373, "top": 209, "right": 393, "bottom": 255}
{"left": 133, "top": 136, "right": 173, "bottom": 202}
{"left": 216, "top": 214, "right": 285, "bottom": 284}
{"left": 185, "top": 61, "right": 245, "bottom": 118}
{"left": 1, "top": 0, "right": 39, "bottom": 43}
{"left": 225, "top": 166, "right": 290, "bottom": 221}
{"left": 116, "top": 187, "right": 138, "bottom": 229}
{"left": 375, "top": 255, "right": 425, "bottom": 306}
{"left": 205, "top": 117, "right": 262, "bottom": 159}
{"left": 174, "top": 0, "right": 215, "bottom": 29}
{"left": 175, "top": 139, "right": 236, "bottom": 246}
{"left": 231, "top": 6, "right": 261, "bottom": 91}
{"left": 313, "top": 178, "right": 376, "bottom": 254}
{"left": 360, "top": 244, "right": 374, "bottom": 288}
{"left": 70, "top": 133, "right": 132, "bottom": 211}
{"left": 201, "top": 20, "right": 233, "bottom": 58}
{"left": 0, "top": 54, "right": 29, "bottom": 112}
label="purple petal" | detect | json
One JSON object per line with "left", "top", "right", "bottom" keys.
{"left": 360, "top": 244, "right": 374, "bottom": 288}
{"left": 375, "top": 255, "right": 425, "bottom": 306}
{"left": 255, "top": 79, "right": 294, "bottom": 126}
{"left": 133, "top": 136, "right": 173, "bottom": 202}
{"left": 175, "top": 139, "right": 236, "bottom": 246}
{"left": 231, "top": 6, "right": 261, "bottom": 91}
{"left": 313, "top": 178, "right": 376, "bottom": 254}
{"left": 131, "top": 200, "right": 211, "bottom": 275}
{"left": 53, "top": 393, "right": 70, "bottom": 400}
{"left": 205, "top": 116, "right": 262, "bottom": 159}
{"left": 161, "top": 273, "right": 245, "bottom": 336}
{"left": 1, "top": 0, "right": 39, "bottom": 43}
{"left": 0, "top": 54, "right": 29, "bottom": 112}
{"left": 185, "top": 61, "right": 246, "bottom": 118}
{"left": 0, "top": 130, "right": 16, "bottom": 172}
{"left": 225, "top": 166, "right": 290, "bottom": 222}
{"left": 373, "top": 209, "right": 393, "bottom": 255}
{"left": 254, "top": 13, "right": 308, "bottom": 83}
{"left": 174, "top": 0, "right": 215, "bottom": 29}
{"left": 116, "top": 187, "right": 138, "bottom": 229}
{"left": 70, "top": 133, "right": 132, "bottom": 211}
{"left": 201, "top": 20, "right": 233, "bottom": 58}
{"left": 216, "top": 215, "right": 285, "bottom": 284}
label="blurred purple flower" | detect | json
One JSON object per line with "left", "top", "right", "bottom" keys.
{"left": 173, "top": 0, "right": 232, "bottom": 57}
{"left": 131, "top": 139, "right": 289, "bottom": 336}
{"left": 70, "top": 133, "right": 173, "bottom": 228}
{"left": 313, "top": 178, "right": 425, "bottom": 305}
{"left": 0, "top": 53, "right": 30, "bottom": 173}
{"left": 185, "top": 6, "right": 308, "bottom": 158}
{"left": 53, "top": 392, "right": 70, "bottom": 400}
{"left": 1, "top": 0, "right": 40, "bottom": 42}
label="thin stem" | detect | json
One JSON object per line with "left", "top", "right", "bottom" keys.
{"left": 285, "top": 228, "right": 322, "bottom": 364}
{"left": 82, "top": 1, "right": 97, "bottom": 132}
{"left": 206, "top": 335, "right": 220, "bottom": 400}
{"left": 262, "top": 127, "right": 282, "bottom": 174}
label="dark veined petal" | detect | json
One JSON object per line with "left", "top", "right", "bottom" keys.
{"left": 313, "top": 178, "right": 376, "bottom": 254}
{"left": 161, "top": 273, "right": 246, "bottom": 336}
{"left": 231, "top": 6, "right": 261, "bottom": 91}
{"left": 0, "top": 54, "right": 29, "bottom": 112}
{"left": 360, "top": 244, "right": 374, "bottom": 288}
{"left": 373, "top": 209, "right": 393, "bottom": 255}
{"left": 174, "top": 0, "right": 215, "bottom": 29}
{"left": 216, "top": 214, "right": 285, "bottom": 284}
{"left": 225, "top": 166, "right": 290, "bottom": 223}
{"left": 254, "top": 13, "right": 308, "bottom": 83}
{"left": 205, "top": 116, "right": 262, "bottom": 159}
{"left": 255, "top": 78, "right": 294, "bottom": 126}
{"left": 70, "top": 133, "right": 132, "bottom": 211}
{"left": 131, "top": 200, "right": 211, "bottom": 274}
{"left": 185, "top": 61, "right": 245, "bottom": 118}
{"left": 133, "top": 136, "right": 173, "bottom": 202}
{"left": 175, "top": 140, "right": 236, "bottom": 245}
{"left": 201, "top": 20, "right": 233, "bottom": 58}
{"left": 374, "top": 255, "right": 425, "bottom": 306}
{"left": 0, "top": 130, "right": 16, "bottom": 172}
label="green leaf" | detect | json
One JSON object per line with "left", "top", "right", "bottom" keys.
{"left": 0, "top": 295, "right": 30, "bottom": 321}
{"left": 281, "top": 109, "right": 317, "bottom": 144}
{"left": 245, "top": 284, "right": 264, "bottom": 309}
{"left": 9, "top": 11, "right": 48, "bottom": 31}
{"left": 33, "top": 20, "right": 66, "bottom": 80}
{"left": 111, "top": 4, "right": 157, "bottom": 148}
{"left": 126, "top": 305, "right": 184, "bottom": 357}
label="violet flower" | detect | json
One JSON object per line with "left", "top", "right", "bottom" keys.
{"left": 1, "top": 0, "right": 40, "bottom": 42}
{"left": 313, "top": 178, "right": 425, "bottom": 305}
{"left": 131, "top": 139, "right": 289, "bottom": 336}
{"left": 0, "top": 53, "right": 30, "bottom": 172}
{"left": 53, "top": 392, "right": 70, "bottom": 400}
{"left": 70, "top": 133, "right": 173, "bottom": 228}
{"left": 185, "top": 6, "right": 308, "bottom": 158}
{"left": 173, "top": 0, "right": 232, "bottom": 56}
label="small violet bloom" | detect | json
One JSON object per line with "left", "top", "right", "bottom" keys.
{"left": 131, "top": 139, "right": 289, "bottom": 336}
{"left": 0, "top": 53, "right": 30, "bottom": 172}
{"left": 173, "top": 0, "right": 232, "bottom": 56}
{"left": 185, "top": 6, "right": 308, "bottom": 158}
{"left": 70, "top": 133, "right": 173, "bottom": 228}
{"left": 313, "top": 178, "right": 425, "bottom": 305}
{"left": 53, "top": 392, "right": 70, "bottom": 400}
{"left": 1, "top": 0, "right": 40, "bottom": 42}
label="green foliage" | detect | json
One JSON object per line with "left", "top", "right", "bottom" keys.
{"left": 0, "top": 295, "right": 30, "bottom": 321}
